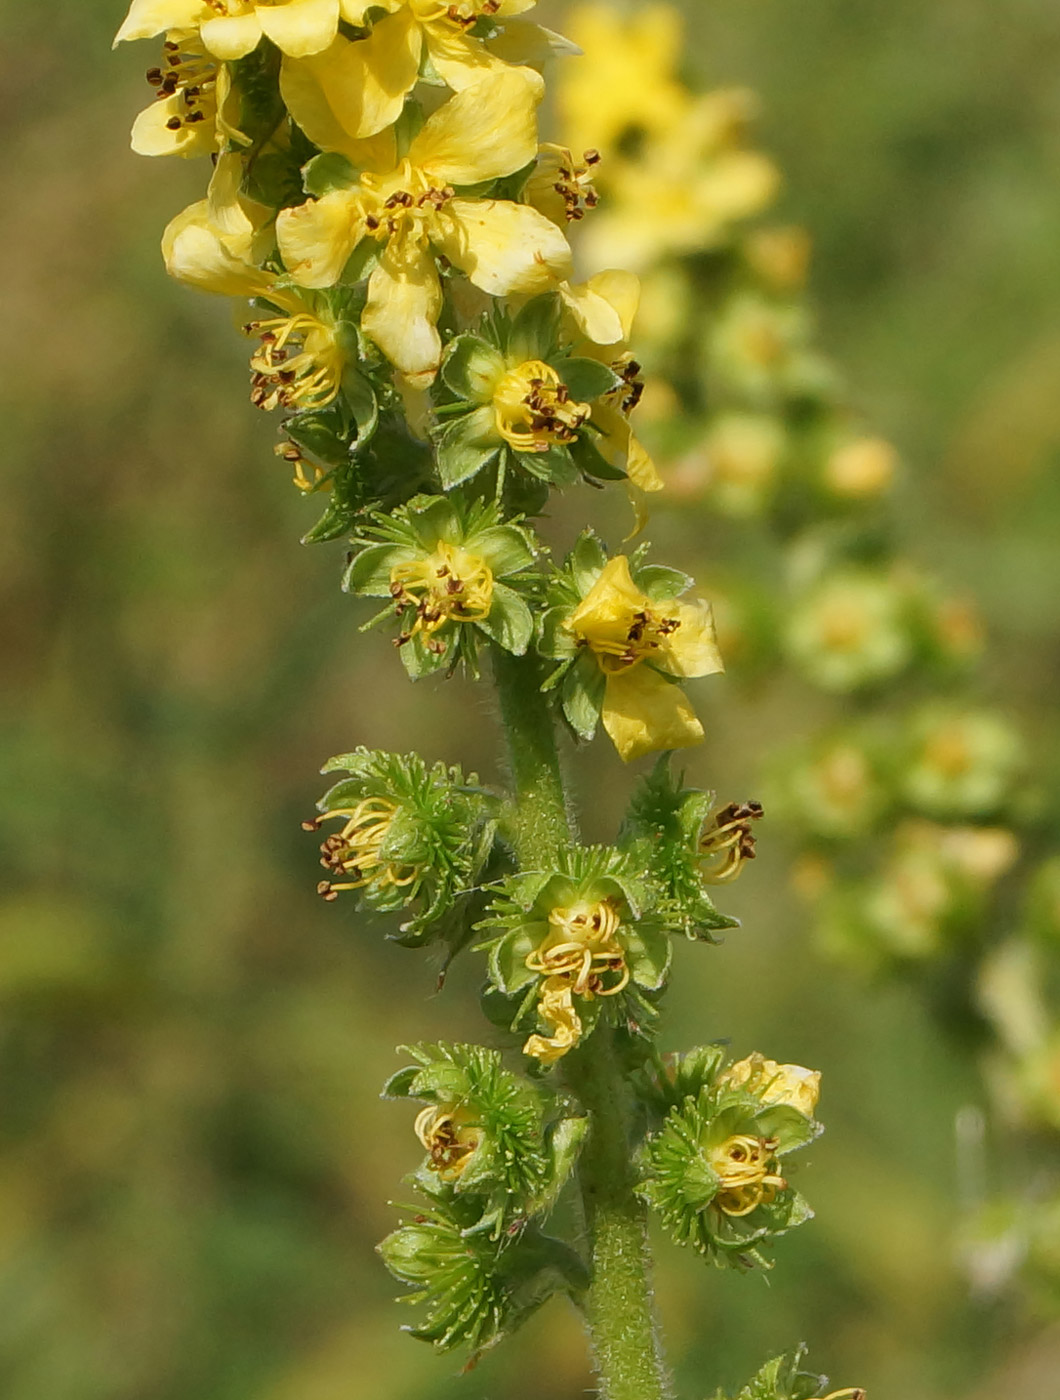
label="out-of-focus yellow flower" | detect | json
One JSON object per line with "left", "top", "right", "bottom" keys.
{"left": 281, "top": 0, "right": 545, "bottom": 146}
{"left": 276, "top": 69, "right": 571, "bottom": 382}
{"left": 566, "top": 555, "right": 723, "bottom": 761}
{"left": 784, "top": 570, "right": 912, "bottom": 692}
{"left": 905, "top": 707, "right": 1023, "bottom": 818}
{"left": 694, "top": 412, "right": 786, "bottom": 516}
{"left": 823, "top": 435, "right": 897, "bottom": 500}
{"left": 116, "top": 0, "right": 346, "bottom": 58}
{"left": 718, "top": 1052, "right": 822, "bottom": 1118}
{"left": 576, "top": 91, "right": 779, "bottom": 274}
{"left": 743, "top": 225, "right": 812, "bottom": 292}
{"left": 558, "top": 2, "right": 688, "bottom": 158}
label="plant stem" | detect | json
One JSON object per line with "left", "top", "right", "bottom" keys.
{"left": 491, "top": 648, "right": 573, "bottom": 865}
{"left": 490, "top": 649, "right": 672, "bottom": 1400}
{"left": 564, "top": 1028, "right": 674, "bottom": 1400}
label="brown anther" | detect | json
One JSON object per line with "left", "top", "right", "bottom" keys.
{"left": 365, "top": 214, "right": 380, "bottom": 231}
{"left": 166, "top": 116, "right": 182, "bottom": 130}
{"left": 301, "top": 818, "right": 322, "bottom": 832}
{"left": 317, "top": 882, "right": 339, "bottom": 902}
{"left": 584, "top": 148, "right": 601, "bottom": 165}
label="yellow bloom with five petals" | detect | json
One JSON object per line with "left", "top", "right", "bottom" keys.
{"left": 566, "top": 556, "right": 723, "bottom": 761}
{"left": 276, "top": 69, "right": 572, "bottom": 383}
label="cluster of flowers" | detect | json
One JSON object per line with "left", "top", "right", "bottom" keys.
{"left": 552, "top": 2, "right": 1060, "bottom": 1304}
{"left": 115, "top": 3, "right": 859, "bottom": 1387}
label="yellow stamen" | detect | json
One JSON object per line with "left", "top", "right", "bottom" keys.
{"left": 707, "top": 1133, "right": 787, "bottom": 1217}
{"left": 698, "top": 800, "right": 763, "bottom": 883}
{"left": 275, "top": 440, "right": 330, "bottom": 494}
{"left": 414, "top": 1103, "right": 483, "bottom": 1182}
{"left": 492, "top": 360, "right": 591, "bottom": 453}
{"left": 246, "top": 311, "right": 344, "bottom": 412}
{"left": 522, "top": 899, "right": 628, "bottom": 1065}
{"left": 147, "top": 30, "right": 218, "bottom": 134}
{"left": 307, "top": 797, "right": 421, "bottom": 901}
{"left": 412, "top": 0, "right": 501, "bottom": 30}
{"left": 389, "top": 541, "right": 494, "bottom": 649}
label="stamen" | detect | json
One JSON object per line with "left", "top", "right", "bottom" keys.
{"left": 311, "top": 797, "right": 423, "bottom": 901}
{"left": 707, "top": 1133, "right": 787, "bottom": 1216}
{"left": 389, "top": 542, "right": 494, "bottom": 644}
{"left": 245, "top": 310, "right": 344, "bottom": 413}
{"left": 699, "top": 800, "right": 763, "bottom": 883}
{"left": 414, "top": 1103, "right": 483, "bottom": 1182}
{"left": 492, "top": 360, "right": 591, "bottom": 453}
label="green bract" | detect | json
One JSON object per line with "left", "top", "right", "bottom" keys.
{"left": 378, "top": 1188, "right": 587, "bottom": 1357}
{"left": 639, "top": 1056, "right": 820, "bottom": 1270}
{"left": 344, "top": 493, "right": 538, "bottom": 678}
{"left": 621, "top": 756, "right": 742, "bottom": 940}
{"left": 710, "top": 1347, "right": 841, "bottom": 1400}
{"left": 310, "top": 748, "right": 496, "bottom": 944}
{"left": 431, "top": 294, "right": 626, "bottom": 496}
{"left": 383, "top": 1042, "right": 587, "bottom": 1237}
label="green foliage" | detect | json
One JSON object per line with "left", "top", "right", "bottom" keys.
{"left": 708, "top": 1347, "right": 841, "bottom": 1400}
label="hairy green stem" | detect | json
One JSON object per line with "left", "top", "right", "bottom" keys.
{"left": 491, "top": 649, "right": 671, "bottom": 1400}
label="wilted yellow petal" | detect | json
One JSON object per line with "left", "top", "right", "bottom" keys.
{"left": 602, "top": 667, "right": 703, "bottom": 763}
{"left": 277, "top": 190, "right": 364, "bottom": 288}
{"left": 281, "top": 12, "right": 420, "bottom": 150}
{"left": 362, "top": 237, "right": 443, "bottom": 383}
{"left": 409, "top": 68, "right": 543, "bottom": 185}
{"left": 257, "top": 0, "right": 338, "bottom": 56}
{"left": 661, "top": 600, "right": 724, "bottom": 679}
{"left": 200, "top": 11, "right": 262, "bottom": 59}
{"left": 433, "top": 199, "right": 571, "bottom": 296}
{"left": 113, "top": 0, "right": 204, "bottom": 45}
{"left": 162, "top": 200, "right": 272, "bottom": 297}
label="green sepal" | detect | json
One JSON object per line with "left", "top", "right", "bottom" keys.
{"left": 507, "top": 293, "right": 562, "bottom": 364}
{"left": 561, "top": 656, "right": 605, "bottom": 741}
{"left": 441, "top": 334, "right": 505, "bottom": 403}
{"left": 711, "top": 1347, "right": 835, "bottom": 1400}
{"left": 343, "top": 541, "right": 414, "bottom": 595}
{"left": 622, "top": 924, "right": 672, "bottom": 991}
{"left": 569, "top": 431, "right": 628, "bottom": 482}
{"left": 635, "top": 563, "right": 695, "bottom": 602}
{"left": 557, "top": 356, "right": 624, "bottom": 402}
{"left": 537, "top": 604, "right": 578, "bottom": 661}
{"left": 435, "top": 405, "right": 501, "bottom": 488}
{"left": 569, "top": 529, "right": 608, "bottom": 595}
{"left": 476, "top": 582, "right": 533, "bottom": 656}
{"left": 302, "top": 150, "right": 357, "bottom": 197}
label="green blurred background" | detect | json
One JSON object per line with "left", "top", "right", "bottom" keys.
{"left": 4, "top": 1, "right": 1060, "bottom": 1396}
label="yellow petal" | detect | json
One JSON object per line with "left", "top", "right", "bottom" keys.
{"left": 281, "top": 14, "right": 420, "bottom": 149}
{"left": 409, "top": 68, "right": 543, "bottom": 186}
{"left": 602, "top": 667, "right": 703, "bottom": 763}
{"left": 361, "top": 237, "right": 443, "bottom": 383}
{"left": 627, "top": 430, "right": 662, "bottom": 493}
{"left": 559, "top": 280, "right": 624, "bottom": 346}
{"left": 339, "top": 0, "right": 400, "bottom": 18}
{"left": 423, "top": 23, "right": 508, "bottom": 93}
{"left": 114, "top": 0, "right": 204, "bottom": 45}
{"left": 277, "top": 190, "right": 364, "bottom": 287}
{"left": 162, "top": 200, "right": 272, "bottom": 297}
{"left": 568, "top": 555, "right": 646, "bottom": 644}
{"left": 257, "top": 0, "right": 339, "bottom": 57}
{"left": 432, "top": 199, "right": 571, "bottom": 296}
{"left": 131, "top": 95, "right": 215, "bottom": 158}
{"left": 585, "top": 269, "right": 641, "bottom": 343}
{"left": 201, "top": 12, "right": 263, "bottom": 59}
{"left": 661, "top": 600, "right": 725, "bottom": 679}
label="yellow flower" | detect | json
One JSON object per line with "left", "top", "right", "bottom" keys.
{"left": 491, "top": 360, "right": 591, "bottom": 452}
{"left": 414, "top": 1103, "right": 483, "bottom": 1181}
{"left": 707, "top": 1133, "right": 787, "bottom": 1217}
{"left": 389, "top": 541, "right": 495, "bottom": 649}
{"left": 310, "top": 795, "right": 423, "bottom": 901}
{"left": 162, "top": 164, "right": 347, "bottom": 411}
{"left": 116, "top": 0, "right": 345, "bottom": 59}
{"left": 131, "top": 28, "right": 243, "bottom": 157}
{"left": 279, "top": 0, "right": 548, "bottom": 147}
{"left": 718, "top": 1052, "right": 822, "bottom": 1118}
{"left": 276, "top": 69, "right": 571, "bottom": 383}
{"left": 567, "top": 556, "right": 723, "bottom": 762}
{"left": 558, "top": 2, "right": 688, "bottom": 159}
{"left": 522, "top": 898, "right": 628, "bottom": 1064}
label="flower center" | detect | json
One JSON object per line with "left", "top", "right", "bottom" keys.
{"left": 245, "top": 310, "right": 344, "bottom": 412}
{"left": 414, "top": 1103, "right": 483, "bottom": 1181}
{"left": 412, "top": 0, "right": 501, "bottom": 30}
{"left": 147, "top": 30, "right": 218, "bottom": 134}
{"left": 360, "top": 163, "right": 455, "bottom": 241}
{"left": 492, "top": 361, "right": 591, "bottom": 454}
{"left": 306, "top": 796, "right": 422, "bottom": 902}
{"left": 573, "top": 602, "right": 682, "bottom": 674}
{"left": 525, "top": 898, "right": 628, "bottom": 996}
{"left": 389, "top": 542, "right": 494, "bottom": 651}
{"left": 707, "top": 1133, "right": 786, "bottom": 1217}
